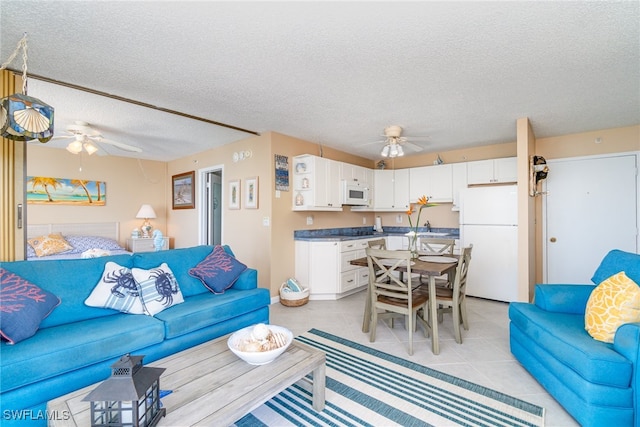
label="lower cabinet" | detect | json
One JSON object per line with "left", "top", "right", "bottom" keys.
{"left": 295, "top": 238, "right": 377, "bottom": 300}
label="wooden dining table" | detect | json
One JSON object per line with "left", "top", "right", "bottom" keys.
{"left": 350, "top": 254, "right": 459, "bottom": 355}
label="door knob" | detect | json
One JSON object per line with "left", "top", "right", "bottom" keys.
{"left": 550, "top": 237, "right": 557, "bottom": 242}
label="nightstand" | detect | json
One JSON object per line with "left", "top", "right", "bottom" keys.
{"left": 126, "top": 237, "right": 169, "bottom": 253}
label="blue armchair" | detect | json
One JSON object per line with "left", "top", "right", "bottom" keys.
{"left": 509, "top": 250, "right": 640, "bottom": 427}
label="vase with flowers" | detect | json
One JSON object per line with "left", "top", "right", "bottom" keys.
{"left": 406, "top": 195, "right": 437, "bottom": 258}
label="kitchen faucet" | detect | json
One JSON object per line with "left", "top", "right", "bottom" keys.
{"left": 424, "top": 220, "right": 431, "bottom": 232}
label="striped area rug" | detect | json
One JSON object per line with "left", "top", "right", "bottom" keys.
{"left": 234, "top": 329, "right": 544, "bottom": 427}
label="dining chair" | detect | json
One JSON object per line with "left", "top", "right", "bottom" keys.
{"left": 425, "top": 244, "right": 472, "bottom": 344}
{"left": 366, "top": 247, "right": 429, "bottom": 355}
{"left": 367, "top": 238, "right": 387, "bottom": 250}
{"left": 419, "top": 237, "right": 456, "bottom": 286}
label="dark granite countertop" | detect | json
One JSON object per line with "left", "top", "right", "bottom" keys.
{"left": 294, "top": 226, "right": 459, "bottom": 241}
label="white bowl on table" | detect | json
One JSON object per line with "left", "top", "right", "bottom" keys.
{"left": 227, "top": 324, "right": 293, "bottom": 365}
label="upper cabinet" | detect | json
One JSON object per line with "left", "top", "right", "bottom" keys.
{"left": 293, "top": 155, "right": 343, "bottom": 211}
{"left": 451, "top": 162, "right": 468, "bottom": 211}
{"left": 408, "top": 164, "right": 453, "bottom": 203}
{"left": 374, "top": 169, "right": 410, "bottom": 211}
{"left": 466, "top": 157, "right": 517, "bottom": 185}
{"left": 341, "top": 163, "right": 371, "bottom": 185}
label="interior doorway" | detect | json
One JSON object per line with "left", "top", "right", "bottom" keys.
{"left": 199, "top": 166, "right": 223, "bottom": 246}
{"left": 543, "top": 153, "right": 638, "bottom": 284}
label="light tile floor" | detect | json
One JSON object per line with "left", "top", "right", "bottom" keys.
{"left": 270, "top": 290, "right": 579, "bottom": 427}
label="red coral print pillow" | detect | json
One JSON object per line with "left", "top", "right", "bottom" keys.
{"left": 188, "top": 245, "right": 247, "bottom": 294}
{"left": 0, "top": 268, "right": 61, "bottom": 344}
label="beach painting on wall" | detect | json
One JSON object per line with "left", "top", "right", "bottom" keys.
{"left": 26, "top": 176, "right": 106, "bottom": 206}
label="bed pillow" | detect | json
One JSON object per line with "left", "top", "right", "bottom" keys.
{"left": 188, "top": 245, "right": 247, "bottom": 294}
{"left": 132, "top": 263, "right": 184, "bottom": 316}
{"left": 27, "top": 233, "right": 74, "bottom": 257}
{"left": 0, "top": 268, "right": 61, "bottom": 344}
{"left": 64, "top": 235, "right": 125, "bottom": 254}
{"left": 84, "top": 262, "right": 145, "bottom": 314}
{"left": 585, "top": 271, "right": 640, "bottom": 343}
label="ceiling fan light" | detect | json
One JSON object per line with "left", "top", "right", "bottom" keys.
{"left": 84, "top": 141, "right": 99, "bottom": 155}
{"left": 389, "top": 144, "right": 399, "bottom": 157}
{"left": 381, "top": 145, "right": 390, "bottom": 157}
{"left": 66, "top": 140, "right": 83, "bottom": 154}
{"left": 397, "top": 145, "right": 404, "bottom": 156}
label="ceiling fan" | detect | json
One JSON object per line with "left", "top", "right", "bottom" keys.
{"left": 52, "top": 121, "right": 142, "bottom": 155}
{"left": 361, "top": 125, "right": 427, "bottom": 158}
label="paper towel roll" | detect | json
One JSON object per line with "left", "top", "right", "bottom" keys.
{"left": 375, "top": 216, "right": 383, "bottom": 232}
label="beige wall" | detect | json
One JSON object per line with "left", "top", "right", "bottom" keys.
{"left": 516, "top": 118, "right": 537, "bottom": 302}
{"left": 26, "top": 146, "right": 167, "bottom": 245}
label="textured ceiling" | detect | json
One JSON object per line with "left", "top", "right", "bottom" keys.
{"left": 1, "top": 1, "right": 638, "bottom": 161}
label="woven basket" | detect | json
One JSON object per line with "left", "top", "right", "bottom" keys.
{"left": 279, "top": 283, "right": 309, "bottom": 307}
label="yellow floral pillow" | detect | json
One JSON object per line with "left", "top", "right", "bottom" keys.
{"left": 585, "top": 271, "right": 640, "bottom": 343}
{"left": 27, "top": 234, "right": 73, "bottom": 257}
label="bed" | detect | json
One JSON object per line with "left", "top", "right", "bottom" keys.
{"left": 26, "top": 222, "right": 131, "bottom": 261}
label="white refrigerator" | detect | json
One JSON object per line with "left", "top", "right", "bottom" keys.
{"left": 459, "top": 185, "right": 518, "bottom": 302}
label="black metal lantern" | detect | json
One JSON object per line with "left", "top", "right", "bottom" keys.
{"left": 83, "top": 354, "right": 166, "bottom": 427}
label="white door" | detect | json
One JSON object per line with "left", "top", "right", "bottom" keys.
{"left": 544, "top": 154, "right": 638, "bottom": 284}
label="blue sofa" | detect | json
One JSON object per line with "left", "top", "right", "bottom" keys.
{"left": 0, "top": 245, "right": 270, "bottom": 426}
{"left": 509, "top": 249, "right": 640, "bottom": 427}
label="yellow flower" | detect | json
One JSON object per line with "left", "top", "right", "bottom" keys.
{"left": 406, "top": 206, "right": 414, "bottom": 216}
{"left": 417, "top": 195, "right": 429, "bottom": 206}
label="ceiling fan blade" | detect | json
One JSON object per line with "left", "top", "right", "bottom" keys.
{"left": 403, "top": 141, "right": 424, "bottom": 152}
{"left": 97, "top": 137, "right": 142, "bottom": 153}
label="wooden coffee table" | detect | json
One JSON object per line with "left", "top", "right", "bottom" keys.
{"left": 47, "top": 333, "right": 326, "bottom": 426}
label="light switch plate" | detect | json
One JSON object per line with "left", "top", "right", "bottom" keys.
{"left": 306, "top": 216, "right": 314, "bottom": 225}
{"left": 263, "top": 217, "right": 270, "bottom": 226}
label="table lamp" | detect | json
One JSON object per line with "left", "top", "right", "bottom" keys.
{"left": 136, "top": 204, "right": 157, "bottom": 238}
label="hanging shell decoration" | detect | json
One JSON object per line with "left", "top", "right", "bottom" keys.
{"left": 0, "top": 93, "right": 54, "bottom": 142}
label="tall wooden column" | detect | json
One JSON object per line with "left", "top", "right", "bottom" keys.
{"left": 1, "top": 69, "right": 26, "bottom": 261}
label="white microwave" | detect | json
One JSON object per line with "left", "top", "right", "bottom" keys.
{"left": 342, "top": 180, "right": 369, "bottom": 206}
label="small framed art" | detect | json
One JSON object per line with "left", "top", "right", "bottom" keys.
{"left": 172, "top": 171, "right": 195, "bottom": 209}
{"left": 229, "top": 179, "right": 240, "bottom": 209}
{"left": 245, "top": 176, "right": 259, "bottom": 209}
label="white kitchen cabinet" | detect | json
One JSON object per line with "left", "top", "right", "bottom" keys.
{"left": 451, "top": 162, "right": 468, "bottom": 211}
{"left": 386, "top": 235, "right": 409, "bottom": 250}
{"left": 409, "top": 164, "right": 452, "bottom": 203}
{"left": 374, "top": 169, "right": 410, "bottom": 211}
{"left": 292, "top": 155, "right": 342, "bottom": 211}
{"left": 295, "top": 238, "right": 376, "bottom": 300}
{"left": 467, "top": 157, "right": 517, "bottom": 185}
{"left": 341, "top": 163, "right": 371, "bottom": 185}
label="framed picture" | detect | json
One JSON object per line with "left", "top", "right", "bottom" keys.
{"left": 172, "top": 171, "right": 195, "bottom": 209}
{"left": 229, "top": 179, "right": 240, "bottom": 209}
{"left": 245, "top": 176, "right": 259, "bottom": 209}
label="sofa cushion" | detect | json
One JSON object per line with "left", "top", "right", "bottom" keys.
{"left": 154, "top": 288, "right": 270, "bottom": 339}
{"left": 591, "top": 249, "right": 640, "bottom": 285}
{"left": 509, "top": 302, "right": 632, "bottom": 388}
{"left": 188, "top": 245, "right": 247, "bottom": 294}
{"left": 27, "top": 233, "right": 73, "bottom": 257}
{"left": 0, "top": 254, "right": 134, "bottom": 328}
{"left": 132, "top": 246, "right": 214, "bottom": 297}
{"left": 0, "top": 313, "right": 165, "bottom": 393}
{"left": 0, "top": 268, "right": 61, "bottom": 344}
{"left": 132, "top": 263, "right": 184, "bottom": 315}
{"left": 585, "top": 271, "right": 640, "bottom": 343}
{"left": 85, "top": 262, "right": 145, "bottom": 314}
